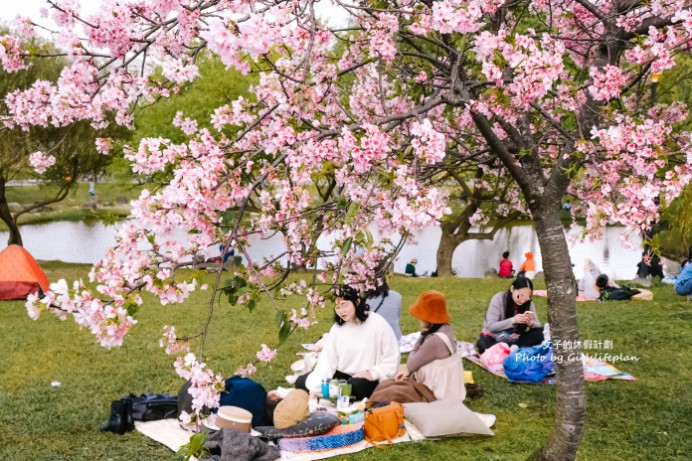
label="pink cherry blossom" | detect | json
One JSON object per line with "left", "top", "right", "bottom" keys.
{"left": 256, "top": 344, "right": 277, "bottom": 363}
{"left": 28, "top": 151, "right": 56, "bottom": 174}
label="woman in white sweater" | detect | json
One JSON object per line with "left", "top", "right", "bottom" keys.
{"left": 296, "top": 285, "right": 400, "bottom": 400}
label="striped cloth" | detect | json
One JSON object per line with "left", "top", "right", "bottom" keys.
{"left": 279, "top": 424, "right": 364, "bottom": 453}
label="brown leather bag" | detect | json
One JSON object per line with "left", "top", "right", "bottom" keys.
{"left": 363, "top": 402, "right": 406, "bottom": 446}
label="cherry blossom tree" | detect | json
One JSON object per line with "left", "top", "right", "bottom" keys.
{"left": 2, "top": 1, "right": 692, "bottom": 459}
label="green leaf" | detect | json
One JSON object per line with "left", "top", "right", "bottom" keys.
{"left": 342, "top": 237, "right": 353, "bottom": 255}
{"left": 275, "top": 309, "right": 286, "bottom": 327}
{"left": 176, "top": 432, "right": 209, "bottom": 460}
{"left": 233, "top": 275, "right": 247, "bottom": 289}
{"left": 365, "top": 229, "right": 374, "bottom": 246}
{"left": 345, "top": 202, "right": 361, "bottom": 222}
{"left": 125, "top": 301, "right": 139, "bottom": 317}
{"left": 279, "top": 319, "right": 291, "bottom": 343}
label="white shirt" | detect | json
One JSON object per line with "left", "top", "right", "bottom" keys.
{"left": 305, "top": 312, "right": 400, "bottom": 393}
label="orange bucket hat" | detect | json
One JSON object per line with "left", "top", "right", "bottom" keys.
{"left": 409, "top": 291, "right": 451, "bottom": 324}
{"left": 525, "top": 251, "right": 533, "bottom": 259}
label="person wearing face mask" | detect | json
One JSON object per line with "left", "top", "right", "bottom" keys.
{"left": 476, "top": 277, "right": 544, "bottom": 354}
{"left": 295, "top": 285, "right": 400, "bottom": 401}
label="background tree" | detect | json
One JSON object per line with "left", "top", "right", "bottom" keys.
{"left": 0, "top": 32, "right": 123, "bottom": 246}
{"left": 431, "top": 162, "right": 526, "bottom": 276}
{"left": 2, "top": 3, "right": 691, "bottom": 460}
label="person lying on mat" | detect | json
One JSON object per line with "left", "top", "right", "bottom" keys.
{"left": 393, "top": 291, "right": 465, "bottom": 401}
{"left": 476, "top": 277, "right": 543, "bottom": 354}
{"left": 295, "top": 285, "right": 400, "bottom": 401}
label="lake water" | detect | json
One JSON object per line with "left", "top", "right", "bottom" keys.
{"left": 1, "top": 221, "right": 645, "bottom": 279}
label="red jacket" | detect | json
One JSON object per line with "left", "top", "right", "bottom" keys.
{"left": 498, "top": 259, "right": 513, "bottom": 277}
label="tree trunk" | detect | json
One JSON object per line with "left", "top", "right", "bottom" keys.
{"left": 0, "top": 179, "right": 23, "bottom": 246}
{"left": 436, "top": 227, "right": 460, "bottom": 277}
{"left": 528, "top": 207, "right": 585, "bottom": 461}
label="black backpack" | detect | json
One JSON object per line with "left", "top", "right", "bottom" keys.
{"left": 129, "top": 393, "right": 178, "bottom": 421}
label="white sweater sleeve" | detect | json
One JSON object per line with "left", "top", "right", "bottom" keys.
{"left": 304, "top": 326, "right": 339, "bottom": 393}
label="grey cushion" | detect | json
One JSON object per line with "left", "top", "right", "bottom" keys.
{"left": 254, "top": 412, "right": 340, "bottom": 439}
{"left": 403, "top": 399, "right": 494, "bottom": 437}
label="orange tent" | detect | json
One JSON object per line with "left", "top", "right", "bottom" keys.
{"left": 0, "top": 245, "right": 50, "bottom": 300}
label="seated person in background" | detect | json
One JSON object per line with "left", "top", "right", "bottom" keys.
{"left": 577, "top": 258, "right": 605, "bottom": 300}
{"left": 405, "top": 258, "right": 419, "bottom": 277}
{"left": 518, "top": 252, "right": 537, "bottom": 280}
{"left": 636, "top": 250, "right": 664, "bottom": 279}
{"left": 395, "top": 291, "right": 465, "bottom": 401}
{"left": 295, "top": 285, "right": 400, "bottom": 401}
{"left": 674, "top": 263, "right": 692, "bottom": 297}
{"left": 498, "top": 251, "right": 514, "bottom": 278}
{"left": 476, "top": 277, "right": 543, "bottom": 354}
{"left": 219, "top": 244, "right": 235, "bottom": 264}
{"left": 365, "top": 279, "right": 403, "bottom": 341}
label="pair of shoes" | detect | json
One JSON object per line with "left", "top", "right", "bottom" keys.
{"left": 100, "top": 398, "right": 135, "bottom": 434}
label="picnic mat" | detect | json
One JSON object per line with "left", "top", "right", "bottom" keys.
{"left": 135, "top": 418, "right": 427, "bottom": 461}
{"left": 464, "top": 353, "right": 636, "bottom": 384}
{"left": 532, "top": 290, "right": 594, "bottom": 301}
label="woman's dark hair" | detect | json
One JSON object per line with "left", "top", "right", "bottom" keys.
{"left": 595, "top": 274, "right": 609, "bottom": 289}
{"left": 502, "top": 251, "right": 510, "bottom": 259}
{"left": 503, "top": 276, "right": 534, "bottom": 319}
{"left": 334, "top": 285, "right": 370, "bottom": 325}
{"left": 264, "top": 396, "right": 281, "bottom": 426}
{"left": 421, "top": 323, "right": 444, "bottom": 337}
{"left": 365, "top": 279, "right": 390, "bottom": 300}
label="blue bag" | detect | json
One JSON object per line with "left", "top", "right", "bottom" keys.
{"left": 503, "top": 344, "right": 554, "bottom": 383}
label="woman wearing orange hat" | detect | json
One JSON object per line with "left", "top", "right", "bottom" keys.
{"left": 394, "top": 291, "right": 465, "bottom": 401}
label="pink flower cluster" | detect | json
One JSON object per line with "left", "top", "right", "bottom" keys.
{"left": 163, "top": 59, "right": 200, "bottom": 84}
{"left": 28, "top": 151, "right": 56, "bottom": 174}
{"left": 256, "top": 344, "right": 277, "bottom": 363}
{"left": 26, "top": 278, "right": 137, "bottom": 349}
{"left": 588, "top": 65, "right": 628, "bottom": 102}
{"left": 473, "top": 31, "right": 566, "bottom": 107}
{"left": 175, "top": 353, "right": 225, "bottom": 423}
{"left": 234, "top": 362, "right": 257, "bottom": 378}
{"left": 172, "top": 112, "right": 199, "bottom": 136}
{"left": 95, "top": 138, "right": 113, "bottom": 155}
{"left": 160, "top": 325, "right": 190, "bottom": 356}
{"left": 410, "top": 119, "right": 446, "bottom": 164}
{"left": 0, "top": 35, "right": 29, "bottom": 72}
{"left": 432, "top": 0, "right": 484, "bottom": 34}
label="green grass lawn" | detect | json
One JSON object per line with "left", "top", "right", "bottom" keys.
{"left": 1, "top": 266, "right": 690, "bottom": 460}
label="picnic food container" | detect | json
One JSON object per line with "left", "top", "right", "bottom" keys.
{"left": 216, "top": 405, "right": 253, "bottom": 432}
